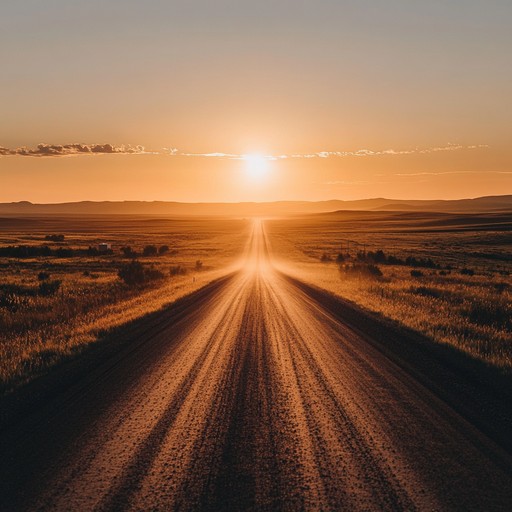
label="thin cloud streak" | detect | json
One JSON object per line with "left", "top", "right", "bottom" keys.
{"left": 174, "top": 144, "right": 488, "bottom": 160}
{"left": 286, "top": 144, "right": 489, "bottom": 159}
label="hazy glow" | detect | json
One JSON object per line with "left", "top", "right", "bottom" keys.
{"left": 1, "top": 1, "right": 511, "bottom": 201}
{"left": 243, "top": 154, "right": 270, "bottom": 182}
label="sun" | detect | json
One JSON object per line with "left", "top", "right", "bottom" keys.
{"left": 243, "top": 154, "right": 270, "bottom": 181}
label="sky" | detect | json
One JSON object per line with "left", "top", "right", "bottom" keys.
{"left": 1, "top": 0, "right": 511, "bottom": 202}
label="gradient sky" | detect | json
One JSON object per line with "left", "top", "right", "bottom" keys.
{"left": 1, "top": 0, "right": 511, "bottom": 202}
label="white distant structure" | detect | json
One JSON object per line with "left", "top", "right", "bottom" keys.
{"left": 98, "top": 243, "right": 112, "bottom": 252}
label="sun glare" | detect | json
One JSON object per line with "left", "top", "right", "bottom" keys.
{"left": 243, "top": 154, "right": 270, "bottom": 181}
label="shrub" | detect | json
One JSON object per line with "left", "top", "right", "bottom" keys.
{"left": 494, "top": 282, "right": 510, "bottom": 294}
{"left": 37, "top": 271, "right": 50, "bottom": 281}
{"left": 340, "top": 263, "right": 382, "bottom": 278}
{"left": 144, "top": 267, "right": 165, "bottom": 281}
{"left": 118, "top": 260, "right": 146, "bottom": 286}
{"left": 372, "top": 250, "right": 387, "bottom": 263}
{"left": 365, "top": 264, "right": 382, "bottom": 277}
{"left": 143, "top": 245, "right": 158, "bottom": 257}
{"left": 158, "top": 245, "right": 170, "bottom": 255}
{"left": 195, "top": 260, "right": 203, "bottom": 271}
{"left": 320, "top": 253, "right": 332, "bottom": 262}
{"left": 466, "top": 302, "right": 511, "bottom": 329}
{"left": 38, "top": 280, "right": 62, "bottom": 297}
{"left": 118, "top": 261, "right": 165, "bottom": 287}
{"left": 170, "top": 265, "right": 187, "bottom": 276}
{"left": 460, "top": 267, "right": 475, "bottom": 276}
{"left": 336, "top": 253, "right": 345, "bottom": 263}
{"left": 410, "top": 270, "right": 424, "bottom": 278}
{"left": 121, "top": 246, "right": 138, "bottom": 258}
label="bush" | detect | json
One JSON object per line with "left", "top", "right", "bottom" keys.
{"left": 118, "top": 261, "right": 165, "bottom": 287}
{"left": 37, "top": 271, "right": 50, "bottom": 281}
{"left": 195, "top": 260, "right": 203, "bottom": 271}
{"left": 336, "top": 253, "right": 345, "bottom": 263}
{"left": 364, "top": 264, "right": 382, "bottom": 277}
{"left": 460, "top": 267, "right": 475, "bottom": 276}
{"left": 170, "top": 265, "right": 187, "bottom": 276}
{"left": 411, "top": 270, "right": 424, "bottom": 278}
{"left": 466, "top": 302, "right": 511, "bottom": 329}
{"left": 158, "top": 245, "right": 170, "bottom": 255}
{"left": 144, "top": 267, "right": 165, "bottom": 281}
{"left": 494, "top": 282, "right": 510, "bottom": 294}
{"left": 121, "top": 246, "right": 138, "bottom": 258}
{"left": 143, "top": 245, "right": 158, "bottom": 257}
{"left": 320, "top": 253, "right": 332, "bottom": 262}
{"left": 118, "top": 260, "right": 146, "bottom": 286}
{"left": 340, "top": 263, "right": 382, "bottom": 278}
{"left": 38, "top": 280, "right": 62, "bottom": 297}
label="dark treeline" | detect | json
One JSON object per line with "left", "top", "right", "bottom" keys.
{"left": 0, "top": 245, "right": 108, "bottom": 258}
{"left": 0, "top": 244, "right": 173, "bottom": 259}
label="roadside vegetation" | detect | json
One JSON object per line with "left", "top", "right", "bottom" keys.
{"left": 267, "top": 212, "right": 512, "bottom": 371}
{"left": 0, "top": 217, "right": 248, "bottom": 393}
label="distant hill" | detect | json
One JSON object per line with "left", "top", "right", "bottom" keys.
{"left": 0, "top": 195, "right": 510, "bottom": 216}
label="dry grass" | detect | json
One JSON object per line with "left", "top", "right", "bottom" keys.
{"left": 0, "top": 216, "right": 249, "bottom": 392}
{"left": 267, "top": 211, "right": 512, "bottom": 371}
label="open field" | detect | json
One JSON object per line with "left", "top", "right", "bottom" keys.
{"left": 2, "top": 219, "right": 512, "bottom": 511}
{"left": 0, "top": 215, "right": 249, "bottom": 393}
{"left": 267, "top": 210, "right": 512, "bottom": 371}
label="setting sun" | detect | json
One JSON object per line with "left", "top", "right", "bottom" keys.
{"left": 243, "top": 154, "right": 270, "bottom": 182}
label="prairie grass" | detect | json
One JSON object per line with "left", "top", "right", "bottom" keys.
{"left": 0, "top": 216, "right": 248, "bottom": 392}
{"left": 267, "top": 212, "right": 512, "bottom": 371}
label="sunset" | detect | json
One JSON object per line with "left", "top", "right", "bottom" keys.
{"left": 1, "top": 1, "right": 511, "bottom": 203}
{"left": 1, "top": 2, "right": 512, "bottom": 511}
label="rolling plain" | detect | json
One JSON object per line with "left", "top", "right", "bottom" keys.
{"left": 1, "top": 211, "right": 511, "bottom": 511}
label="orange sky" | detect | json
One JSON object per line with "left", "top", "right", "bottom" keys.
{"left": 1, "top": 1, "right": 511, "bottom": 202}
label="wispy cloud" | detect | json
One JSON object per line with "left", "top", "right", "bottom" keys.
{"left": 0, "top": 143, "right": 150, "bottom": 157}
{"left": 174, "top": 143, "right": 488, "bottom": 160}
{"left": 283, "top": 144, "right": 488, "bottom": 159}
{"left": 180, "top": 152, "right": 241, "bottom": 158}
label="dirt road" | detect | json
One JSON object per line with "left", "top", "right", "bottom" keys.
{"left": 2, "top": 220, "right": 512, "bottom": 511}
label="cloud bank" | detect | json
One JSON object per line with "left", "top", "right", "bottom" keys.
{"left": 0, "top": 143, "right": 148, "bottom": 157}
